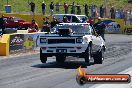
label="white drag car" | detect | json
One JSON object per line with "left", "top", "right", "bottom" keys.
{"left": 38, "top": 23, "right": 106, "bottom": 64}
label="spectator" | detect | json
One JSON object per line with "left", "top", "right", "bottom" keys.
{"left": 41, "top": 23, "right": 50, "bottom": 32}
{"left": 110, "top": 6, "right": 115, "bottom": 19}
{"left": 31, "top": 18, "right": 38, "bottom": 30}
{"left": 76, "top": 3, "right": 81, "bottom": 15}
{"left": 115, "top": 9, "right": 120, "bottom": 18}
{"left": 55, "top": 2, "right": 60, "bottom": 13}
{"left": 63, "top": 16, "right": 70, "bottom": 23}
{"left": 43, "top": 17, "right": 50, "bottom": 25}
{"left": 91, "top": 5, "right": 96, "bottom": 17}
{"left": 50, "top": 2, "right": 54, "bottom": 16}
{"left": 130, "top": 10, "right": 132, "bottom": 15}
{"left": 64, "top": 2, "right": 69, "bottom": 14}
{"left": 129, "top": 10, "right": 132, "bottom": 25}
{"left": 121, "top": 9, "right": 125, "bottom": 19}
{"left": 42, "top": 1, "right": 46, "bottom": 15}
{"left": 84, "top": 4, "right": 89, "bottom": 17}
{"left": 51, "top": 17, "right": 60, "bottom": 28}
{"left": 29, "top": 2, "right": 35, "bottom": 15}
{"left": 28, "top": 18, "right": 39, "bottom": 33}
{"left": 94, "top": 17, "right": 106, "bottom": 41}
{"left": 100, "top": 5, "right": 105, "bottom": 18}
{"left": 71, "top": 2, "right": 76, "bottom": 14}
{"left": 88, "top": 17, "right": 94, "bottom": 26}
{"left": 0, "top": 15, "right": 5, "bottom": 34}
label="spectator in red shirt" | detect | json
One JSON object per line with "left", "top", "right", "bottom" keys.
{"left": 64, "top": 2, "right": 68, "bottom": 14}
{"left": 88, "top": 17, "right": 94, "bottom": 25}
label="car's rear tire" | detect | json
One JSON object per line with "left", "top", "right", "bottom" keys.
{"left": 40, "top": 49, "right": 47, "bottom": 63}
{"left": 56, "top": 55, "right": 66, "bottom": 63}
{"left": 93, "top": 49, "right": 104, "bottom": 64}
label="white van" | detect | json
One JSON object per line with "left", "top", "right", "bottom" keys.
{"left": 53, "top": 14, "right": 88, "bottom": 23}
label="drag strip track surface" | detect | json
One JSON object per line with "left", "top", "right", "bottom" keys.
{"left": 0, "top": 34, "right": 132, "bottom": 88}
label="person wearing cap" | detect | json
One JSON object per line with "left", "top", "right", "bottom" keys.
{"left": 29, "top": 2, "right": 35, "bottom": 15}
{"left": 42, "top": 1, "right": 46, "bottom": 15}
{"left": 94, "top": 17, "right": 106, "bottom": 41}
{"left": 50, "top": 2, "right": 54, "bottom": 16}
{"left": 51, "top": 17, "right": 60, "bottom": 28}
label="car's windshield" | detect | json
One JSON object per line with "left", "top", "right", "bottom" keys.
{"left": 51, "top": 24, "right": 92, "bottom": 34}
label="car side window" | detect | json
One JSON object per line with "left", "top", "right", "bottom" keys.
{"left": 72, "top": 16, "right": 80, "bottom": 23}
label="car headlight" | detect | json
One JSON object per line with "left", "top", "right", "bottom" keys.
{"left": 40, "top": 38, "right": 47, "bottom": 43}
{"left": 76, "top": 38, "right": 83, "bottom": 43}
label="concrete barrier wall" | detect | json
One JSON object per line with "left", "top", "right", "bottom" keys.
{"left": 0, "top": 32, "right": 46, "bottom": 56}
{"left": 0, "top": 34, "right": 10, "bottom": 56}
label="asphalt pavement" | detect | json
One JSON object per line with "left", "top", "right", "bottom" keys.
{"left": 0, "top": 34, "right": 132, "bottom": 88}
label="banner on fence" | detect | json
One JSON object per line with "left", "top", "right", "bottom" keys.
{"left": 9, "top": 34, "right": 24, "bottom": 52}
{"left": 23, "top": 34, "right": 39, "bottom": 50}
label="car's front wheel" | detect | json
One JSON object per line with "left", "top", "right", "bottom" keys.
{"left": 93, "top": 49, "right": 104, "bottom": 64}
{"left": 84, "top": 45, "right": 92, "bottom": 64}
{"left": 40, "top": 49, "right": 47, "bottom": 63}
